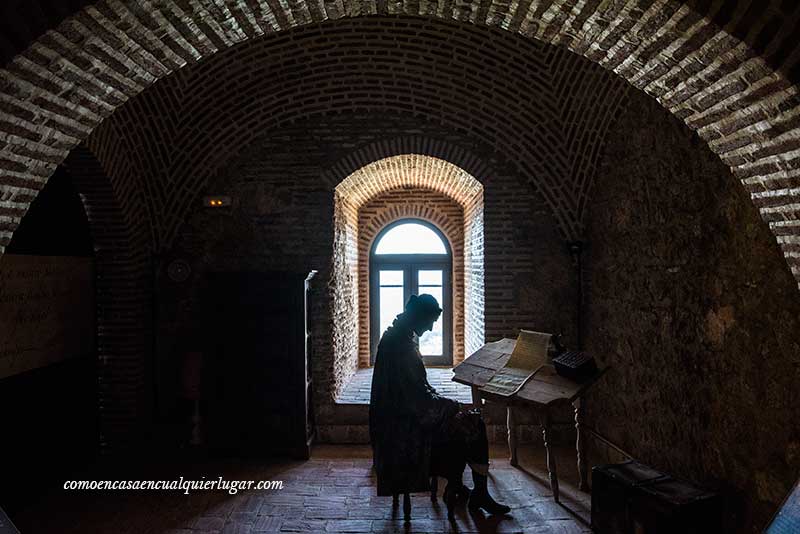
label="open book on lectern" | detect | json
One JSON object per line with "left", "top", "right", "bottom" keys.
{"left": 480, "top": 330, "right": 552, "bottom": 397}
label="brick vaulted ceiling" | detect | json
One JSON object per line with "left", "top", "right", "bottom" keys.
{"left": 1, "top": 2, "right": 800, "bottom": 287}
{"left": 83, "top": 17, "right": 631, "bottom": 251}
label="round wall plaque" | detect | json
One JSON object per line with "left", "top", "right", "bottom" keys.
{"left": 167, "top": 259, "right": 191, "bottom": 282}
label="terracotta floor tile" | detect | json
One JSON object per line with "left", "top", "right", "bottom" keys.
{"left": 12, "top": 444, "right": 591, "bottom": 534}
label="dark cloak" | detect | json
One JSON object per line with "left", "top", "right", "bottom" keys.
{"left": 369, "top": 313, "right": 460, "bottom": 496}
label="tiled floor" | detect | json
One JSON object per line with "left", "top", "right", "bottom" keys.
{"left": 14, "top": 444, "right": 592, "bottom": 533}
{"left": 337, "top": 367, "right": 473, "bottom": 404}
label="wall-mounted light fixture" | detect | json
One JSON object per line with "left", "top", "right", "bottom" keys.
{"left": 203, "top": 195, "right": 232, "bottom": 208}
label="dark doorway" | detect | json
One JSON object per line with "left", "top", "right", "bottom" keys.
{"left": 201, "top": 271, "right": 314, "bottom": 458}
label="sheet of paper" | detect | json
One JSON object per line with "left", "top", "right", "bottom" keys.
{"left": 481, "top": 330, "right": 551, "bottom": 397}
{"left": 507, "top": 330, "right": 551, "bottom": 369}
{"left": 480, "top": 367, "right": 534, "bottom": 396}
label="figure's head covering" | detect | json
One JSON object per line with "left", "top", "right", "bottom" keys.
{"left": 405, "top": 294, "right": 442, "bottom": 319}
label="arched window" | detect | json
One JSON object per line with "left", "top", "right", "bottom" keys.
{"left": 370, "top": 219, "right": 452, "bottom": 365}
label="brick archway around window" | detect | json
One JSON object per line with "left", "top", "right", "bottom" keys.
{"left": 1, "top": 4, "right": 800, "bottom": 289}
{"left": 333, "top": 154, "right": 484, "bottom": 383}
{"left": 359, "top": 192, "right": 466, "bottom": 366}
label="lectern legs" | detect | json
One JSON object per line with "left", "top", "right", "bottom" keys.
{"left": 540, "top": 410, "right": 560, "bottom": 503}
{"left": 507, "top": 406, "right": 518, "bottom": 467}
{"left": 574, "top": 397, "right": 588, "bottom": 491}
{"left": 471, "top": 386, "right": 482, "bottom": 409}
{"left": 503, "top": 400, "right": 586, "bottom": 502}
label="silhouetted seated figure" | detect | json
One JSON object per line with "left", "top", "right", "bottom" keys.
{"left": 369, "top": 294, "right": 510, "bottom": 519}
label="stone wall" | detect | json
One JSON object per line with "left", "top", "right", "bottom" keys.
{"left": 584, "top": 90, "right": 800, "bottom": 532}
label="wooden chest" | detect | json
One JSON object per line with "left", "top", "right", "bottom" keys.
{"left": 592, "top": 461, "right": 722, "bottom": 534}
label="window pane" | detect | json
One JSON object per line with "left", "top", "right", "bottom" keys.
{"left": 379, "top": 286, "right": 404, "bottom": 337}
{"left": 418, "top": 270, "right": 442, "bottom": 286}
{"left": 418, "top": 286, "right": 443, "bottom": 356}
{"left": 379, "top": 270, "right": 403, "bottom": 286}
{"left": 375, "top": 223, "right": 447, "bottom": 255}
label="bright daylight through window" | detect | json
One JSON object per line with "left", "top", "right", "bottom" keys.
{"left": 372, "top": 221, "right": 450, "bottom": 363}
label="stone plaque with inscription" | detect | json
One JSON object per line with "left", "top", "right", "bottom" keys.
{"left": 0, "top": 255, "right": 94, "bottom": 379}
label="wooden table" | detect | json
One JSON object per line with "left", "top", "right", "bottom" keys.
{"left": 452, "top": 338, "right": 608, "bottom": 502}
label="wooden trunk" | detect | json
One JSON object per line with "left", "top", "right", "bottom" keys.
{"left": 592, "top": 461, "right": 721, "bottom": 534}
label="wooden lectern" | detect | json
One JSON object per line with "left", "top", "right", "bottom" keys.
{"left": 452, "top": 338, "right": 608, "bottom": 502}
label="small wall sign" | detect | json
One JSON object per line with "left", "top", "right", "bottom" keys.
{"left": 203, "top": 195, "right": 232, "bottom": 208}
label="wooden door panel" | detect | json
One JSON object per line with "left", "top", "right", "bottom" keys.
{"left": 202, "top": 272, "right": 301, "bottom": 456}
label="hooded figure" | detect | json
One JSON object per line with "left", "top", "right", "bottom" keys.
{"left": 369, "top": 294, "right": 509, "bottom": 515}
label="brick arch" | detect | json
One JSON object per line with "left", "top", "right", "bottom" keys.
{"left": 63, "top": 145, "right": 153, "bottom": 449}
{"left": 332, "top": 154, "right": 484, "bottom": 392}
{"left": 321, "top": 135, "right": 496, "bottom": 193}
{"left": 335, "top": 154, "right": 484, "bottom": 209}
{"left": 0, "top": 4, "right": 799, "bottom": 287}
